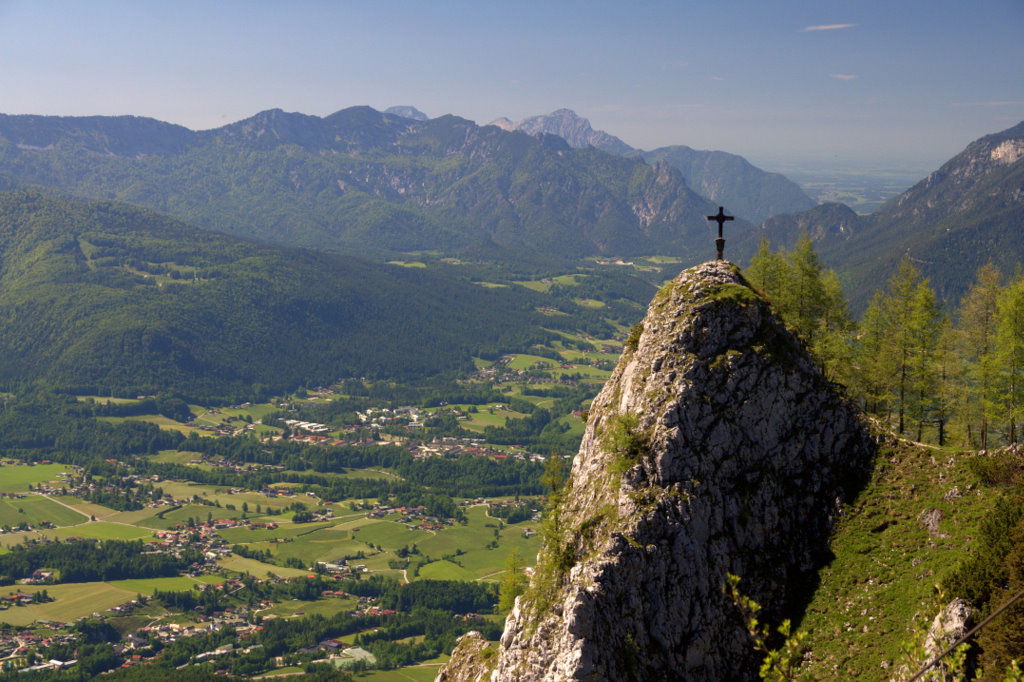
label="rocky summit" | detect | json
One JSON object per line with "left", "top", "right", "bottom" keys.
{"left": 439, "top": 261, "right": 875, "bottom": 681}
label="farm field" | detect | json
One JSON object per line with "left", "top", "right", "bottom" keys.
{"left": 149, "top": 449, "right": 208, "bottom": 466}
{"left": 216, "top": 555, "right": 312, "bottom": 578}
{"left": 136, "top": 504, "right": 230, "bottom": 529}
{"left": 191, "top": 402, "right": 280, "bottom": 427}
{"left": 0, "top": 463, "right": 72, "bottom": 493}
{"left": 97, "top": 414, "right": 208, "bottom": 436}
{"left": 0, "top": 495, "right": 87, "bottom": 528}
{"left": 155, "top": 480, "right": 297, "bottom": 510}
{"left": 75, "top": 396, "right": 145, "bottom": 405}
{"left": 54, "top": 496, "right": 120, "bottom": 520}
{"left": 217, "top": 521, "right": 336, "bottom": 544}
{"left": 512, "top": 273, "right": 586, "bottom": 293}
{"left": 505, "top": 354, "right": 559, "bottom": 371}
{"left": 46, "top": 521, "right": 154, "bottom": 541}
{"left": 0, "top": 520, "right": 154, "bottom": 551}
{"left": 260, "top": 595, "right": 358, "bottom": 619}
{"left": 0, "top": 576, "right": 204, "bottom": 626}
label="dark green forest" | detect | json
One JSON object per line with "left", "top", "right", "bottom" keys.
{"left": 0, "top": 191, "right": 552, "bottom": 401}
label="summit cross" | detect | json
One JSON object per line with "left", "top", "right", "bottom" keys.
{"left": 707, "top": 206, "right": 734, "bottom": 261}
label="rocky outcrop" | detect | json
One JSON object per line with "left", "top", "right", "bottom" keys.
{"left": 384, "top": 105, "right": 430, "bottom": 121}
{"left": 490, "top": 109, "right": 635, "bottom": 156}
{"left": 440, "top": 261, "right": 875, "bottom": 681}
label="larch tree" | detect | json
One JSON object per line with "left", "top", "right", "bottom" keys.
{"left": 498, "top": 547, "right": 529, "bottom": 612}
{"left": 905, "top": 282, "right": 942, "bottom": 442}
{"left": 746, "top": 237, "right": 792, "bottom": 311}
{"left": 994, "top": 275, "right": 1024, "bottom": 444}
{"left": 853, "top": 291, "right": 896, "bottom": 415}
{"left": 787, "top": 235, "right": 829, "bottom": 347}
{"left": 883, "top": 256, "right": 928, "bottom": 435}
{"left": 933, "top": 318, "right": 960, "bottom": 447}
{"left": 746, "top": 235, "right": 852, "bottom": 381}
{"left": 957, "top": 264, "right": 1003, "bottom": 449}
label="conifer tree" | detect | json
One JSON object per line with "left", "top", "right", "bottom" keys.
{"left": 498, "top": 548, "right": 528, "bottom": 612}
{"left": 881, "top": 257, "right": 930, "bottom": 434}
{"left": 852, "top": 257, "right": 938, "bottom": 435}
{"left": 906, "top": 283, "right": 942, "bottom": 441}
{"left": 788, "top": 235, "right": 829, "bottom": 345}
{"left": 957, "top": 264, "right": 1003, "bottom": 449}
{"left": 933, "top": 318, "right": 960, "bottom": 447}
{"left": 853, "top": 291, "right": 896, "bottom": 414}
{"left": 746, "top": 238, "right": 791, "bottom": 313}
{"left": 746, "top": 235, "right": 852, "bottom": 381}
{"left": 813, "top": 269, "right": 855, "bottom": 385}
{"left": 994, "top": 275, "right": 1024, "bottom": 444}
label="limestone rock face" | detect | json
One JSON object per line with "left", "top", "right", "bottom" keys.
{"left": 439, "top": 261, "right": 875, "bottom": 681}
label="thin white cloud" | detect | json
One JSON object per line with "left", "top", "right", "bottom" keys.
{"left": 711, "top": 76, "right": 724, "bottom": 81}
{"left": 951, "top": 100, "right": 1024, "bottom": 107}
{"left": 830, "top": 73, "right": 858, "bottom": 80}
{"left": 802, "top": 23, "right": 856, "bottom": 32}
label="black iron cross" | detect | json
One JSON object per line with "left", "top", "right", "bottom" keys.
{"left": 707, "top": 206, "right": 734, "bottom": 261}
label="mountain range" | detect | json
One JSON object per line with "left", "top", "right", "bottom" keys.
{"left": 488, "top": 108, "right": 816, "bottom": 223}
{"left": 2, "top": 105, "right": 1022, "bottom": 308}
{"left": 0, "top": 108, "right": 753, "bottom": 264}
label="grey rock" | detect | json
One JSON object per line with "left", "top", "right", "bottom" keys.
{"left": 384, "top": 105, "right": 429, "bottom": 121}
{"left": 919, "top": 508, "right": 948, "bottom": 538}
{"left": 439, "top": 261, "right": 875, "bottom": 681}
{"left": 489, "top": 109, "right": 634, "bottom": 156}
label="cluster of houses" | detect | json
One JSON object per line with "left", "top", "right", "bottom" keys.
{"left": 0, "top": 591, "right": 38, "bottom": 607}
{"left": 282, "top": 419, "right": 332, "bottom": 433}
{"left": 364, "top": 502, "right": 453, "bottom": 531}
{"left": 195, "top": 459, "right": 285, "bottom": 473}
{"left": 0, "top": 629, "right": 77, "bottom": 672}
{"left": 357, "top": 406, "right": 426, "bottom": 429}
{"left": 412, "top": 437, "right": 545, "bottom": 463}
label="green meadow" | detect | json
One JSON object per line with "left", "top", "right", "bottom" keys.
{"left": 0, "top": 495, "right": 86, "bottom": 528}
{"left": 46, "top": 522, "right": 154, "bottom": 541}
{"left": 0, "top": 576, "right": 202, "bottom": 627}
{"left": 0, "top": 463, "right": 72, "bottom": 493}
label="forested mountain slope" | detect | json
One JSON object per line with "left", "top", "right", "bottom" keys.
{"left": 641, "top": 145, "right": 816, "bottom": 224}
{"left": 0, "top": 108, "right": 752, "bottom": 263}
{"left": 761, "top": 120, "right": 1024, "bottom": 306}
{"left": 0, "top": 191, "right": 548, "bottom": 400}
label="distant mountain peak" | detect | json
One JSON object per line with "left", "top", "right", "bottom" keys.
{"left": 488, "top": 108, "right": 635, "bottom": 156}
{"left": 487, "top": 117, "right": 515, "bottom": 131}
{"left": 384, "top": 105, "right": 429, "bottom": 121}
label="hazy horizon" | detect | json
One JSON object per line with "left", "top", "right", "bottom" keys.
{"left": 1, "top": 0, "right": 1021, "bottom": 172}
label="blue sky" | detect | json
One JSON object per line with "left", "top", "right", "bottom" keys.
{"left": 1, "top": 0, "right": 1021, "bottom": 171}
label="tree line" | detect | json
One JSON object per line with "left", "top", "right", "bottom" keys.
{"left": 748, "top": 237, "right": 1024, "bottom": 449}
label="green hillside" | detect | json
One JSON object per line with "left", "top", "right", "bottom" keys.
{"left": 760, "top": 120, "right": 1024, "bottom": 309}
{"left": 0, "top": 190, "right": 549, "bottom": 400}
{"left": 0, "top": 108, "right": 756, "bottom": 264}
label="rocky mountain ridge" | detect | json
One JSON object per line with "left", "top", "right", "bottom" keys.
{"left": 384, "top": 105, "right": 429, "bottom": 121}
{"left": 489, "top": 108, "right": 635, "bottom": 157}
{"left": 439, "top": 260, "right": 875, "bottom": 680}
{"left": 490, "top": 108, "right": 815, "bottom": 223}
